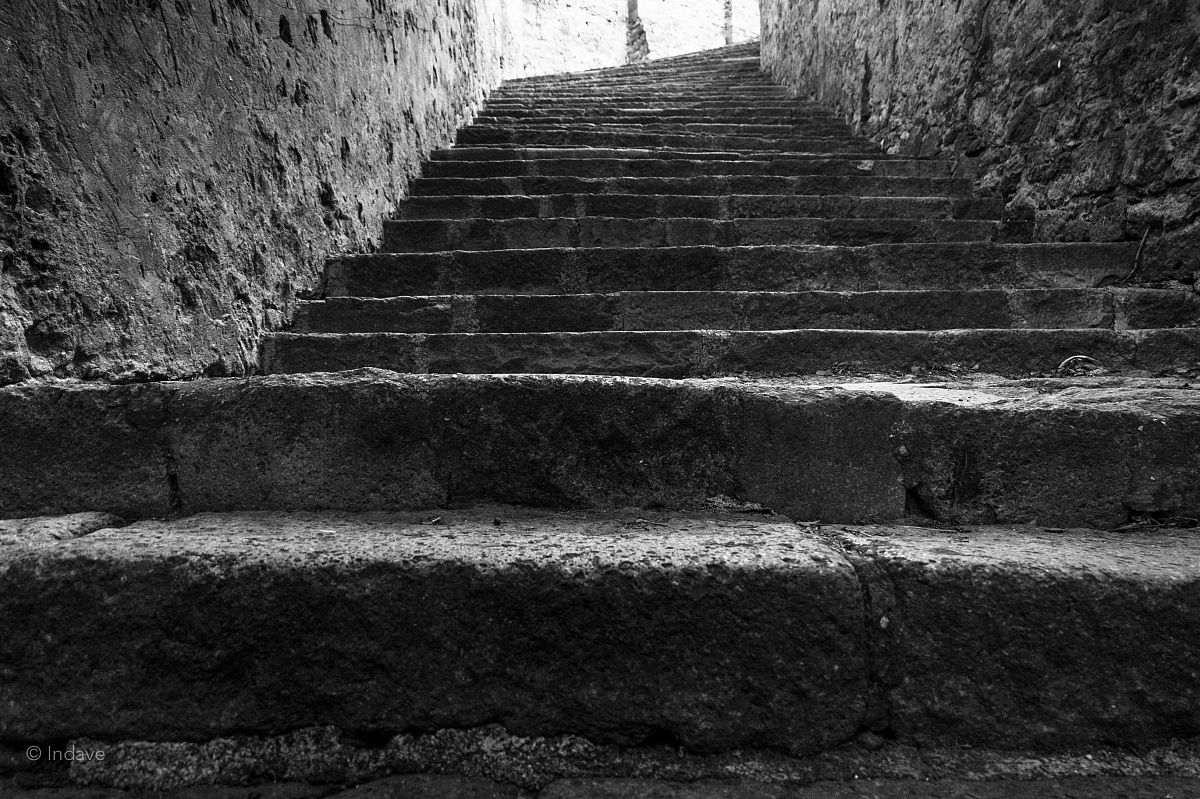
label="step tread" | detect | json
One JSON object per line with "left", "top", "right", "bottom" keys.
{"left": 4, "top": 370, "right": 1198, "bottom": 526}
{"left": 261, "top": 327, "right": 1200, "bottom": 380}
{"left": 5, "top": 505, "right": 1200, "bottom": 750}
{"left": 291, "top": 288, "right": 1200, "bottom": 333}
{"left": 395, "top": 193, "right": 1000, "bottom": 221}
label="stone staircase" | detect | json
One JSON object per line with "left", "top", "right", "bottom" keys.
{"left": 4, "top": 43, "right": 1200, "bottom": 797}
{"left": 262, "top": 45, "right": 1198, "bottom": 383}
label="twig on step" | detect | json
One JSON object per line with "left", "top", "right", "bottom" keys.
{"left": 1120, "top": 226, "right": 1152, "bottom": 285}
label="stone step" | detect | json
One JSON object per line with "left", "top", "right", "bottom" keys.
{"left": 483, "top": 99, "right": 823, "bottom": 110}
{"left": 473, "top": 117, "right": 851, "bottom": 134}
{"left": 410, "top": 175, "right": 969, "bottom": 198}
{"left": 461, "top": 121, "right": 849, "bottom": 137}
{"left": 394, "top": 193, "right": 1000, "bottom": 221}
{"left": 381, "top": 217, "right": 1001, "bottom": 251}
{"left": 429, "top": 146, "right": 895, "bottom": 162}
{"left": 455, "top": 128, "right": 874, "bottom": 151}
{"left": 475, "top": 108, "right": 836, "bottom": 123}
{"left": 468, "top": 121, "right": 835, "bottom": 134}
{"left": 326, "top": 243, "right": 1132, "bottom": 296}
{"left": 291, "top": 289, "right": 1200, "bottom": 334}
{"left": 422, "top": 156, "right": 953, "bottom": 179}
{"left": 481, "top": 101, "right": 826, "bottom": 115}
{"left": 260, "top": 328, "right": 1197, "bottom": 380}
{"left": 489, "top": 86, "right": 791, "bottom": 99}
{"left": 5, "top": 510, "right": 1200, "bottom": 758}
{"left": 4, "top": 372, "right": 1198, "bottom": 527}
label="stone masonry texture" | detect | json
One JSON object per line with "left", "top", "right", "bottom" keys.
{"left": 759, "top": 0, "right": 1200, "bottom": 281}
{"left": 0, "top": 0, "right": 517, "bottom": 385}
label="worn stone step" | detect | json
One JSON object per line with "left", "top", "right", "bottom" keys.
{"left": 260, "top": 328, "right": 1197, "bottom": 380}
{"left": 429, "top": 146, "right": 898, "bottom": 162}
{"left": 475, "top": 108, "right": 837, "bottom": 123}
{"left": 422, "top": 156, "right": 950, "bottom": 179}
{"left": 481, "top": 102, "right": 826, "bottom": 116}
{"left": 455, "top": 128, "right": 874, "bottom": 151}
{"left": 474, "top": 117, "right": 850, "bottom": 134}
{"left": 291, "top": 289, "right": 1200, "bottom": 334}
{"left": 5, "top": 513, "right": 1200, "bottom": 760}
{"left": 4, "top": 372, "right": 1198, "bottom": 527}
{"left": 324, "top": 243, "right": 1128, "bottom": 296}
{"left": 467, "top": 121, "right": 842, "bottom": 135}
{"left": 493, "top": 81, "right": 783, "bottom": 95}
{"left": 489, "top": 86, "right": 791, "bottom": 99}
{"left": 394, "top": 194, "right": 1000, "bottom": 221}
{"left": 410, "top": 175, "right": 968, "bottom": 198}
{"left": 381, "top": 217, "right": 1000, "bottom": 251}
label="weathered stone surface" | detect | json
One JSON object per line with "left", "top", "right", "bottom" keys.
{"left": 0, "top": 382, "right": 171, "bottom": 519}
{"left": 0, "top": 509, "right": 871, "bottom": 753}
{"left": 44, "top": 720, "right": 1200, "bottom": 793}
{"left": 540, "top": 777, "right": 1200, "bottom": 798}
{"left": 2, "top": 372, "right": 1200, "bottom": 526}
{"left": 260, "top": 328, "right": 1199, "bottom": 380}
{"left": 835, "top": 527, "right": 1200, "bottom": 749}
{"left": 760, "top": 0, "right": 1200, "bottom": 276}
{"left": 331, "top": 775, "right": 529, "bottom": 798}
{"left": 0, "top": 781, "right": 332, "bottom": 799}
{"left": 294, "top": 289, "right": 1198, "bottom": 334}
{"left": 325, "top": 244, "right": 1137, "bottom": 298}
{"left": 0, "top": 512, "right": 123, "bottom": 547}
{"left": 894, "top": 382, "right": 1200, "bottom": 527}
{"left": 5, "top": 516, "right": 1200, "bottom": 777}
{"left": 0, "top": 0, "right": 518, "bottom": 384}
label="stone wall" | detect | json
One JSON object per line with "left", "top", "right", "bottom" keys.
{"left": 760, "top": 0, "right": 1200, "bottom": 281}
{"left": 0, "top": 0, "right": 516, "bottom": 384}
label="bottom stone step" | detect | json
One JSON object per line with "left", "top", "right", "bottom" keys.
{"left": 3, "top": 510, "right": 1199, "bottom": 758}
{"left": 3, "top": 371, "right": 1199, "bottom": 527}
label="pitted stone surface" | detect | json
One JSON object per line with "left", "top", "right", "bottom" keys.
{"left": 0, "top": 509, "right": 871, "bottom": 753}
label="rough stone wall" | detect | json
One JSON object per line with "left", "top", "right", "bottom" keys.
{"left": 641, "top": 0, "right": 760, "bottom": 58}
{"left": 760, "top": 0, "right": 1200, "bottom": 280}
{"left": 0, "top": 0, "right": 516, "bottom": 385}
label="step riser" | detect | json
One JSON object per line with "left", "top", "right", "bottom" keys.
{"left": 481, "top": 104, "right": 826, "bottom": 115}
{"left": 411, "top": 176, "right": 970, "bottom": 198}
{"left": 492, "top": 83, "right": 783, "bottom": 94}
{"left": 429, "top": 147, "right": 903, "bottom": 162}
{"left": 381, "top": 218, "right": 1000, "bottom": 251}
{"left": 456, "top": 130, "right": 875, "bottom": 151}
{"left": 262, "top": 329, "right": 1196, "bottom": 381}
{"left": 9, "top": 514, "right": 1200, "bottom": 753}
{"left": 474, "top": 119, "right": 851, "bottom": 134}
{"left": 490, "top": 87, "right": 790, "bottom": 98}
{"left": 394, "top": 195, "right": 1003, "bottom": 221}
{"left": 470, "top": 122, "right": 841, "bottom": 133}
{"left": 476, "top": 111, "right": 835, "bottom": 122}
{"left": 292, "top": 290, "right": 1200, "bottom": 334}
{"left": 326, "top": 244, "right": 1133, "bottom": 296}
{"left": 0, "top": 513, "right": 868, "bottom": 752}
{"left": 6, "top": 374, "right": 1196, "bottom": 528}
{"left": 422, "top": 158, "right": 952, "bottom": 178}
